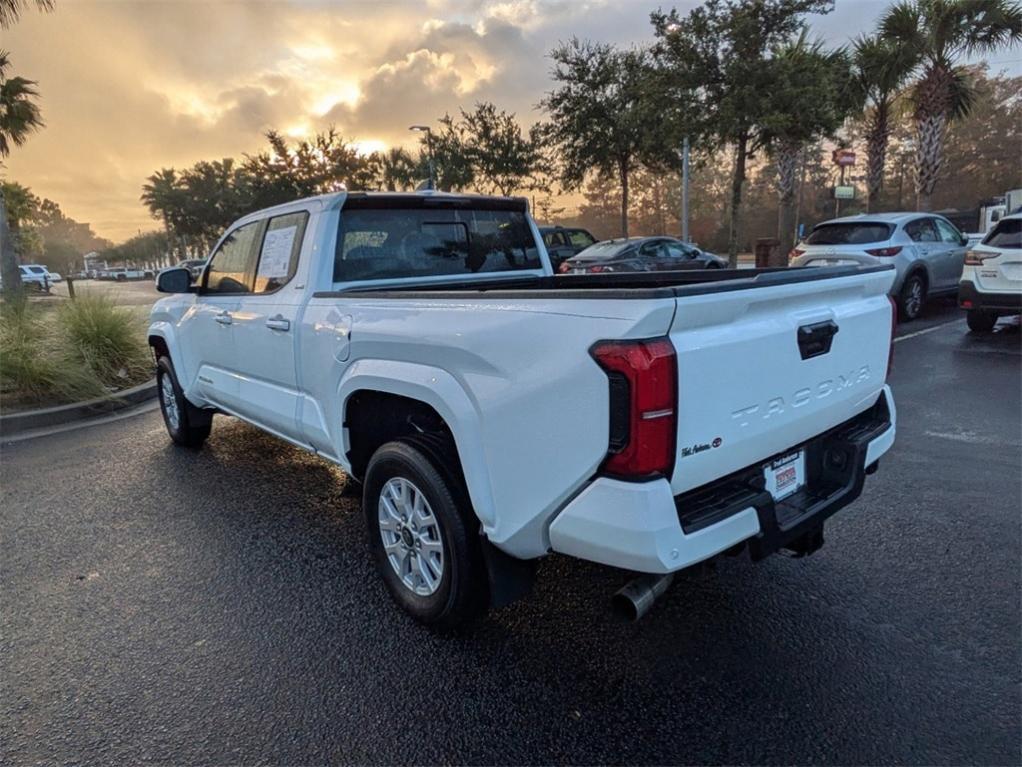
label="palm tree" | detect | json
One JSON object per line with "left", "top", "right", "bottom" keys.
{"left": 1, "top": 0, "right": 52, "bottom": 297}
{"left": 0, "top": 0, "right": 53, "bottom": 29}
{"left": 765, "top": 33, "right": 855, "bottom": 258}
{"left": 1, "top": 51, "right": 45, "bottom": 297}
{"left": 380, "top": 147, "right": 416, "bottom": 191}
{"left": 141, "top": 168, "right": 185, "bottom": 257}
{"left": 881, "top": 0, "right": 1022, "bottom": 211}
{"left": 852, "top": 35, "right": 916, "bottom": 212}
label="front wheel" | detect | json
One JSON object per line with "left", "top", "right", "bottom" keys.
{"left": 156, "top": 356, "right": 212, "bottom": 447}
{"left": 363, "top": 440, "right": 488, "bottom": 630}
{"left": 897, "top": 274, "right": 926, "bottom": 321}
{"left": 966, "top": 308, "right": 998, "bottom": 333}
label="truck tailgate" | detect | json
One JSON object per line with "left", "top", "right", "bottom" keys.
{"left": 668, "top": 267, "right": 895, "bottom": 495}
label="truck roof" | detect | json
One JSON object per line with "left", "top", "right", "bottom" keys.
{"left": 233, "top": 190, "right": 529, "bottom": 226}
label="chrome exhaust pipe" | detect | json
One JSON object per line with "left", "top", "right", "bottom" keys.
{"left": 611, "top": 572, "right": 675, "bottom": 621}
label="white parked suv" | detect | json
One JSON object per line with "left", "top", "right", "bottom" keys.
{"left": 790, "top": 212, "right": 969, "bottom": 321}
{"left": 959, "top": 212, "right": 1022, "bottom": 332}
{"left": 149, "top": 192, "right": 897, "bottom": 628}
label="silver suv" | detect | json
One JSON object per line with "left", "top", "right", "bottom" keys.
{"left": 790, "top": 212, "right": 969, "bottom": 320}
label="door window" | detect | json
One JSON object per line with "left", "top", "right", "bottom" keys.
{"left": 934, "top": 218, "right": 963, "bottom": 245}
{"left": 905, "top": 218, "right": 939, "bottom": 243}
{"left": 568, "top": 230, "right": 596, "bottom": 249}
{"left": 639, "top": 241, "right": 668, "bottom": 259}
{"left": 204, "top": 221, "right": 262, "bottom": 294}
{"left": 665, "top": 243, "right": 694, "bottom": 259}
{"left": 254, "top": 212, "right": 308, "bottom": 293}
{"left": 544, "top": 231, "right": 569, "bottom": 249}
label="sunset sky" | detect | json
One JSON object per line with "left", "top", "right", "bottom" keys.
{"left": 5, "top": 0, "right": 1019, "bottom": 242}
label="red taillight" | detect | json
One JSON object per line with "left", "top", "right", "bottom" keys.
{"left": 865, "top": 246, "right": 903, "bottom": 257}
{"left": 590, "top": 337, "right": 677, "bottom": 479}
{"left": 589, "top": 265, "right": 605, "bottom": 273}
{"left": 557, "top": 261, "right": 570, "bottom": 274}
{"left": 789, "top": 248, "right": 805, "bottom": 260}
{"left": 965, "top": 250, "right": 997, "bottom": 265}
{"left": 887, "top": 295, "right": 897, "bottom": 378}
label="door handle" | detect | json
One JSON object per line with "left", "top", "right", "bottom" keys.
{"left": 265, "top": 314, "right": 290, "bottom": 332}
{"left": 214, "top": 311, "right": 232, "bottom": 326}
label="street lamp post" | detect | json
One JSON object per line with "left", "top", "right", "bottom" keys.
{"left": 681, "top": 136, "right": 690, "bottom": 243}
{"left": 409, "top": 125, "right": 435, "bottom": 190}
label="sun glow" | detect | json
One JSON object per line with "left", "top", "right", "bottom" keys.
{"left": 311, "top": 82, "right": 362, "bottom": 116}
{"left": 353, "top": 139, "right": 387, "bottom": 156}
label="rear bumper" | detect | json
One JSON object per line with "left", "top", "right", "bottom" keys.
{"left": 549, "top": 386, "right": 896, "bottom": 573}
{"left": 958, "top": 280, "right": 1022, "bottom": 313}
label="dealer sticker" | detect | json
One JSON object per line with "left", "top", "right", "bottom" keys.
{"left": 764, "top": 451, "right": 806, "bottom": 501}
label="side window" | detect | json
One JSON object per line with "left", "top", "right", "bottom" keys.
{"left": 254, "top": 212, "right": 308, "bottom": 293}
{"left": 934, "top": 218, "right": 963, "bottom": 245}
{"left": 568, "top": 230, "right": 595, "bottom": 248}
{"left": 905, "top": 218, "right": 938, "bottom": 243}
{"left": 665, "top": 243, "right": 692, "bottom": 259}
{"left": 640, "top": 241, "right": 668, "bottom": 259}
{"left": 204, "top": 221, "right": 261, "bottom": 294}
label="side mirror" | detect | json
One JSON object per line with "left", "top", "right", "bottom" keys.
{"left": 156, "top": 267, "right": 193, "bottom": 294}
{"left": 960, "top": 234, "right": 969, "bottom": 246}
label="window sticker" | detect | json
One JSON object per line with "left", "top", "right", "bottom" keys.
{"left": 258, "top": 225, "right": 297, "bottom": 278}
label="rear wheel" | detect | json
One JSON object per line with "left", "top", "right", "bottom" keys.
{"left": 156, "top": 356, "right": 212, "bottom": 447}
{"left": 364, "top": 440, "right": 488, "bottom": 630}
{"left": 898, "top": 273, "right": 926, "bottom": 321}
{"left": 966, "top": 308, "right": 998, "bottom": 333}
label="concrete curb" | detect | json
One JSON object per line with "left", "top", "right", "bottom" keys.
{"left": 0, "top": 379, "right": 158, "bottom": 436}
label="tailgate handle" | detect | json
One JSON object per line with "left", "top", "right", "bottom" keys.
{"left": 798, "top": 320, "right": 839, "bottom": 360}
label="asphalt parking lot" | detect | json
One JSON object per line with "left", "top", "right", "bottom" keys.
{"left": 2, "top": 302, "right": 1019, "bottom": 765}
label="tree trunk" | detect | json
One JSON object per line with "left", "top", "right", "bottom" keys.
{"left": 913, "top": 65, "right": 954, "bottom": 213}
{"left": 865, "top": 103, "right": 891, "bottom": 214}
{"left": 619, "top": 158, "right": 630, "bottom": 239}
{"left": 775, "top": 140, "right": 800, "bottom": 259}
{"left": 914, "top": 111, "right": 945, "bottom": 212}
{"left": 727, "top": 134, "right": 748, "bottom": 268}
{"left": 0, "top": 188, "right": 24, "bottom": 300}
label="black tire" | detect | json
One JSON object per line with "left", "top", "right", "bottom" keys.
{"left": 897, "top": 273, "right": 927, "bottom": 321}
{"left": 116, "top": 274, "right": 126, "bottom": 282}
{"left": 156, "top": 356, "right": 212, "bottom": 447}
{"left": 966, "top": 308, "right": 998, "bottom": 333}
{"left": 363, "top": 440, "right": 488, "bottom": 630}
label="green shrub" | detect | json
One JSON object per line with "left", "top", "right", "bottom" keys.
{"left": 57, "top": 293, "right": 150, "bottom": 385}
{"left": 0, "top": 300, "right": 106, "bottom": 406}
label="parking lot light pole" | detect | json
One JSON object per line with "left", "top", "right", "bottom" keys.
{"left": 409, "top": 125, "right": 435, "bottom": 190}
{"left": 681, "top": 136, "right": 690, "bottom": 243}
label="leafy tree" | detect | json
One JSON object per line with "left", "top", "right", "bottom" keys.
{"left": 418, "top": 114, "right": 475, "bottom": 191}
{"left": 541, "top": 40, "right": 669, "bottom": 238}
{"left": 852, "top": 35, "right": 916, "bottom": 211}
{"left": 881, "top": 0, "right": 1022, "bottom": 211}
{"left": 459, "top": 102, "right": 540, "bottom": 196}
{"left": 652, "top": 0, "right": 833, "bottom": 265}
{"left": 763, "top": 33, "right": 855, "bottom": 256}
{"left": 99, "top": 231, "right": 171, "bottom": 268}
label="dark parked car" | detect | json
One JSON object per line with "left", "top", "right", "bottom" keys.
{"left": 559, "top": 236, "right": 726, "bottom": 274}
{"left": 539, "top": 226, "right": 599, "bottom": 268}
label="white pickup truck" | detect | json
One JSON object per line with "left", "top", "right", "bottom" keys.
{"left": 149, "top": 192, "right": 897, "bottom": 628}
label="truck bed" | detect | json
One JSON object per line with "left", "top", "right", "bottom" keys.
{"left": 315, "top": 264, "right": 894, "bottom": 299}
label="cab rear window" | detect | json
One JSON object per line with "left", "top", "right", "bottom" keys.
{"left": 806, "top": 223, "right": 894, "bottom": 245}
{"left": 982, "top": 218, "right": 1021, "bottom": 249}
{"left": 334, "top": 198, "right": 540, "bottom": 283}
